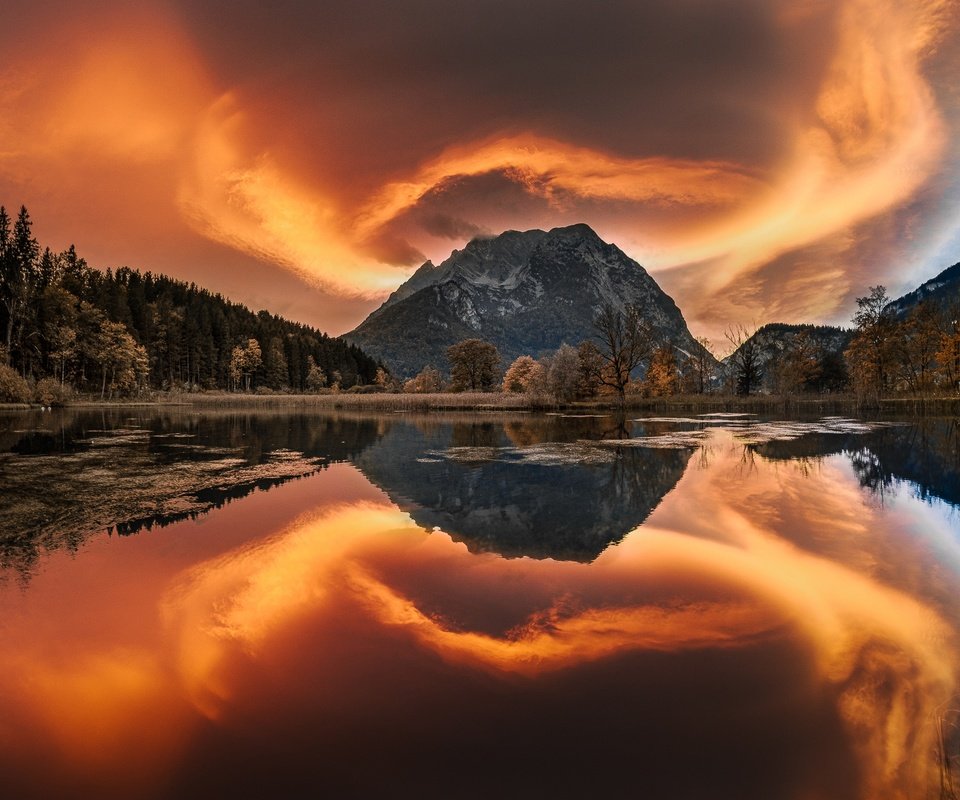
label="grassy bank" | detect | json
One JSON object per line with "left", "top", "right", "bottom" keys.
{"left": 156, "top": 390, "right": 960, "bottom": 415}
{"left": 7, "top": 391, "right": 958, "bottom": 415}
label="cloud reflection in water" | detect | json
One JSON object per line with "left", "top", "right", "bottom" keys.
{"left": 161, "top": 430, "right": 958, "bottom": 798}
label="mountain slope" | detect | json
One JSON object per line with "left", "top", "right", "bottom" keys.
{"left": 347, "top": 224, "right": 710, "bottom": 377}
{"left": 720, "top": 323, "right": 852, "bottom": 393}
{"left": 888, "top": 262, "right": 960, "bottom": 315}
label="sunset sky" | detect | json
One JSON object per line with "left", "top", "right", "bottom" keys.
{"left": 2, "top": 0, "right": 958, "bottom": 340}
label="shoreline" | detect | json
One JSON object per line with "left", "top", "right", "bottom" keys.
{"left": 3, "top": 392, "right": 958, "bottom": 415}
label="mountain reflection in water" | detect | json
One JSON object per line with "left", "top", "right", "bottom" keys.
{"left": 354, "top": 415, "right": 693, "bottom": 560}
{"left": 0, "top": 410, "right": 958, "bottom": 799}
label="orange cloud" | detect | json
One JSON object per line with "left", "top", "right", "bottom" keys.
{"left": 352, "top": 134, "right": 763, "bottom": 239}
{"left": 0, "top": 7, "right": 209, "bottom": 168}
{"left": 0, "top": 0, "right": 957, "bottom": 335}
{"left": 177, "top": 96, "right": 407, "bottom": 298}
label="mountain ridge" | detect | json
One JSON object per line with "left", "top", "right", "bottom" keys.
{"left": 888, "top": 262, "right": 960, "bottom": 315}
{"left": 347, "top": 224, "right": 710, "bottom": 377}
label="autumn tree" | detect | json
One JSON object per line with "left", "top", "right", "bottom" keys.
{"left": 846, "top": 286, "right": 897, "bottom": 403}
{"left": 95, "top": 320, "right": 149, "bottom": 398}
{"left": 305, "top": 355, "right": 327, "bottom": 391}
{"left": 374, "top": 366, "right": 399, "bottom": 391}
{"left": 0, "top": 350, "right": 29, "bottom": 402}
{"left": 589, "top": 303, "right": 654, "bottom": 406}
{"left": 502, "top": 355, "right": 547, "bottom": 393}
{"left": 39, "top": 285, "right": 79, "bottom": 385}
{"left": 934, "top": 312, "right": 960, "bottom": 393}
{"left": 230, "top": 338, "right": 262, "bottom": 392}
{"left": 644, "top": 345, "right": 679, "bottom": 397}
{"left": 404, "top": 365, "right": 443, "bottom": 393}
{"left": 447, "top": 339, "right": 500, "bottom": 392}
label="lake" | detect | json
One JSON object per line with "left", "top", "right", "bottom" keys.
{"left": 1, "top": 408, "right": 958, "bottom": 799}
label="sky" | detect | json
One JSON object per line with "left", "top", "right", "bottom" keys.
{"left": 1, "top": 0, "right": 959, "bottom": 341}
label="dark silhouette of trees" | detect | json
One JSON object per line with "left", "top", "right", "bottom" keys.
{"left": 0, "top": 203, "right": 381, "bottom": 397}
{"left": 589, "top": 302, "right": 654, "bottom": 406}
{"left": 725, "top": 324, "right": 763, "bottom": 396}
{"left": 1, "top": 206, "right": 39, "bottom": 364}
{"left": 446, "top": 339, "right": 501, "bottom": 391}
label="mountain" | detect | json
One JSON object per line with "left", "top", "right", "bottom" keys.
{"left": 720, "top": 323, "right": 852, "bottom": 393}
{"left": 888, "top": 262, "right": 960, "bottom": 316}
{"left": 346, "top": 224, "right": 711, "bottom": 377}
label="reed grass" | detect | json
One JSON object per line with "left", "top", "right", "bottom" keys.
{"left": 13, "top": 389, "right": 959, "bottom": 415}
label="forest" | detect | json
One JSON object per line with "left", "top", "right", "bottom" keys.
{"left": 0, "top": 205, "right": 381, "bottom": 402}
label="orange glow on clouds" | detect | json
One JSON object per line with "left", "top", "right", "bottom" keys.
{"left": 178, "top": 97, "right": 406, "bottom": 297}
{"left": 0, "top": 0, "right": 957, "bottom": 333}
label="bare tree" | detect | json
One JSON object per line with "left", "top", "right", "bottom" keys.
{"left": 725, "top": 324, "right": 763, "bottom": 396}
{"left": 590, "top": 302, "right": 654, "bottom": 406}
{"left": 680, "top": 336, "right": 714, "bottom": 394}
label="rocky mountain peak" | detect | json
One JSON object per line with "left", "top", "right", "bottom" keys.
{"left": 346, "top": 224, "right": 708, "bottom": 377}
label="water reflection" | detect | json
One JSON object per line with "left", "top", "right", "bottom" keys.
{"left": 755, "top": 416, "right": 960, "bottom": 508}
{"left": 0, "top": 409, "right": 384, "bottom": 573}
{"left": 0, "top": 411, "right": 958, "bottom": 798}
{"left": 354, "top": 415, "right": 693, "bottom": 560}
{"left": 4, "top": 410, "right": 959, "bottom": 571}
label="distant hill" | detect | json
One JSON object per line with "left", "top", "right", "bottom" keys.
{"left": 345, "top": 224, "right": 712, "bottom": 377}
{"left": 720, "top": 323, "right": 852, "bottom": 393}
{"left": 720, "top": 259, "right": 960, "bottom": 393}
{"left": 888, "top": 262, "right": 960, "bottom": 316}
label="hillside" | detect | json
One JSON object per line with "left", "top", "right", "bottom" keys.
{"left": 0, "top": 205, "right": 379, "bottom": 396}
{"left": 888, "top": 262, "right": 960, "bottom": 315}
{"left": 346, "top": 224, "right": 711, "bottom": 377}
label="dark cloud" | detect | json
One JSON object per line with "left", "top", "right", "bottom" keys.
{"left": 361, "top": 234, "right": 427, "bottom": 267}
{"left": 1, "top": 0, "right": 957, "bottom": 337}
{"left": 171, "top": 0, "right": 837, "bottom": 188}
{"left": 415, "top": 213, "right": 490, "bottom": 241}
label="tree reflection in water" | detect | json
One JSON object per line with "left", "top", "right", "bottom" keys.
{"left": 0, "top": 409, "right": 958, "bottom": 798}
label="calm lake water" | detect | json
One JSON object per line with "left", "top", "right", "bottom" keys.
{"left": 0, "top": 408, "right": 958, "bottom": 799}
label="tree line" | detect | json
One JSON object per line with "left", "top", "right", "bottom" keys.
{"left": 0, "top": 205, "right": 380, "bottom": 402}
{"left": 397, "top": 288, "right": 960, "bottom": 405}
{"left": 397, "top": 304, "right": 712, "bottom": 404}
{"left": 845, "top": 285, "right": 959, "bottom": 403}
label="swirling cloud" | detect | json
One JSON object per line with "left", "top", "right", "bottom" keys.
{"left": 0, "top": 0, "right": 957, "bottom": 335}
